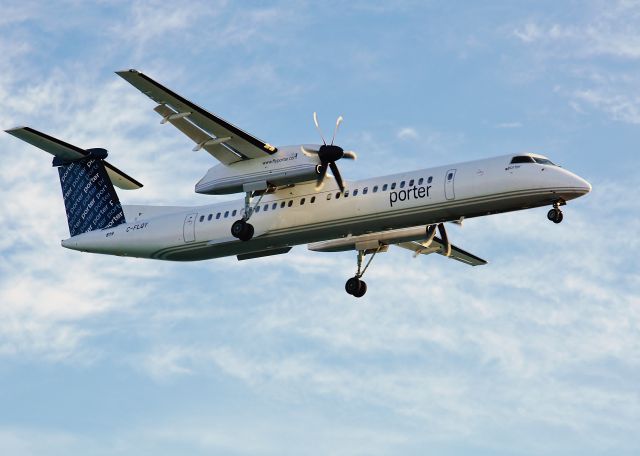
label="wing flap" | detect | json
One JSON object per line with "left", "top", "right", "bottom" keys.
{"left": 5, "top": 127, "right": 143, "bottom": 190}
{"left": 153, "top": 104, "right": 241, "bottom": 164}
{"left": 117, "top": 69, "right": 277, "bottom": 162}
{"left": 397, "top": 238, "right": 487, "bottom": 266}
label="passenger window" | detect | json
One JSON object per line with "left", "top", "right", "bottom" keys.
{"left": 382, "top": 184, "right": 388, "bottom": 191}
{"left": 272, "top": 203, "right": 277, "bottom": 210}
{"left": 373, "top": 185, "right": 378, "bottom": 193}
{"left": 427, "top": 176, "right": 433, "bottom": 184}
{"left": 327, "top": 193, "right": 332, "bottom": 200}
{"left": 353, "top": 189, "right": 358, "bottom": 196}
{"left": 400, "top": 181, "right": 405, "bottom": 188}
{"left": 310, "top": 196, "right": 316, "bottom": 203}
{"left": 263, "top": 204, "right": 268, "bottom": 211}
{"left": 224, "top": 211, "right": 229, "bottom": 217}
{"left": 199, "top": 215, "right": 204, "bottom": 222}
{"left": 409, "top": 179, "right": 414, "bottom": 186}
{"left": 391, "top": 182, "right": 396, "bottom": 190}
{"left": 418, "top": 178, "right": 424, "bottom": 185}
{"left": 232, "top": 209, "right": 237, "bottom": 217}
{"left": 300, "top": 197, "right": 306, "bottom": 205}
{"left": 216, "top": 213, "right": 221, "bottom": 219}
{"left": 336, "top": 192, "right": 341, "bottom": 199}
{"left": 344, "top": 190, "right": 349, "bottom": 197}
{"left": 363, "top": 187, "right": 368, "bottom": 195}
{"left": 447, "top": 173, "right": 453, "bottom": 180}
{"left": 255, "top": 206, "right": 261, "bottom": 213}
{"left": 288, "top": 200, "right": 293, "bottom": 207}
{"left": 207, "top": 214, "right": 213, "bottom": 221}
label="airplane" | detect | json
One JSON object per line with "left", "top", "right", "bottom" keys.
{"left": 5, "top": 69, "right": 592, "bottom": 297}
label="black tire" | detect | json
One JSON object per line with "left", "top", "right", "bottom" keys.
{"left": 231, "top": 219, "right": 246, "bottom": 238}
{"left": 553, "top": 211, "right": 563, "bottom": 224}
{"left": 547, "top": 209, "right": 557, "bottom": 221}
{"left": 353, "top": 280, "right": 367, "bottom": 298}
{"left": 238, "top": 222, "right": 254, "bottom": 241}
{"left": 345, "top": 277, "right": 361, "bottom": 295}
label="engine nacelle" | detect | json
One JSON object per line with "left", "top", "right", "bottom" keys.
{"left": 195, "top": 145, "right": 320, "bottom": 195}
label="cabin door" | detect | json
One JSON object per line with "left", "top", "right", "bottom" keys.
{"left": 445, "top": 169, "right": 456, "bottom": 200}
{"left": 183, "top": 213, "right": 197, "bottom": 243}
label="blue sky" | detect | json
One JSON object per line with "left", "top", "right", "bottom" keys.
{"left": 1, "top": 1, "right": 639, "bottom": 454}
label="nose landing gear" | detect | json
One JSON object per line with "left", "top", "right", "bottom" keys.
{"left": 547, "top": 201, "right": 564, "bottom": 224}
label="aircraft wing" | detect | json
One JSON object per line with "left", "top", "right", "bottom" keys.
{"left": 5, "top": 126, "right": 143, "bottom": 190}
{"left": 396, "top": 238, "right": 487, "bottom": 266}
{"left": 116, "top": 69, "right": 278, "bottom": 165}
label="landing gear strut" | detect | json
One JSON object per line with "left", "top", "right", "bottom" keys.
{"left": 345, "top": 247, "right": 382, "bottom": 298}
{"left": 231, "top": 190, "right": 266, "bottom": 241}
{"left": 547, "top": 202, "right": 564, "bottom": 224}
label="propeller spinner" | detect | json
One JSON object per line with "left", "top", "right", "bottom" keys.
{"left": 301, "top": 112, "right": 356, "bottom": 192}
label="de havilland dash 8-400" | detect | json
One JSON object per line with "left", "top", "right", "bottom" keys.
{"left": 6, "top": 69, "right": 592, "bottom": 297}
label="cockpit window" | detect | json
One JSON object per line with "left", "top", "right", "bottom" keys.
{"left": 510, "top": 156, "right": 535, "bottom": 164}
{"left": 533, "top": 157, "right": 556, "bottom": 166}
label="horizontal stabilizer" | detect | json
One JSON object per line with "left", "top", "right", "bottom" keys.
{"left": 5, "top": 127, "right": 143, "bottom": 190}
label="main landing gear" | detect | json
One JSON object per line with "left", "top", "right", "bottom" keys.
{"left": 231, "top": 190, "right": 266, "bottom": 242}
{"left": 547, "top": 201, "right": 564, "bottom": 224}
{"left": 345, "top": 247, "right": 382, "bottom": 298}
{"left": 231, "top": 219, "right": 254, "bottom": 241}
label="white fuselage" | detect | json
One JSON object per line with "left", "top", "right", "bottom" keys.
{"left": 61, "top": 154, "right": 591, "bottom": 261}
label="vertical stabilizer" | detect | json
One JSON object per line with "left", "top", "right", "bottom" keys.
{"left": 57, "top": 155, "right": 126, "bottom": 236}
{"left": 5, "top": 127, "right": 140, "bottom": 237}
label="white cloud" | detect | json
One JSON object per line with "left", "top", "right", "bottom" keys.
{"left": 511, "top": 2, "right": 640, "bottom": 125}
{"left": 570, "top": 88, "right": 640, "bottom": 124}
{"left": 397, "top": 126, "right": 419, "bottom": 140}
{"left": 513, "top": 2, "right": 640, "bottom": 60}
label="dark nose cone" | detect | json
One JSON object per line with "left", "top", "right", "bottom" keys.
{"left": 318, "top": 144, "right": 344, "bottom": 162}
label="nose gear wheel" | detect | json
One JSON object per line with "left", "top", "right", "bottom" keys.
{"left": 547, "top": 202, "right": 564, "bottom": 224}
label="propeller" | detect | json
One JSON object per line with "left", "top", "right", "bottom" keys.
{"left": 301, "top": 112, "right": 356, "bottom": 192}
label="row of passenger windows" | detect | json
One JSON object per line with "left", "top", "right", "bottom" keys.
{"left": 198, "top": 196, "right": 318, "bottom": 222}
{"left": 197, "top": 176, "right": 434, "bottom": 223}
{"left": 327, "top": 176, "right": 433, "bottom": 201}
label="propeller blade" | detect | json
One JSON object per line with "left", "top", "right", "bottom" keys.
{"left": 330, "top": 115, "right": 343, "bottom": 145}
{"left": 313, "top": 112, "right": 327, "bottom": 145}
{"left": 437, "top": 223, "right": 451, "bottom": 257}
{"left": 315, "top": 162, "right": 328, "bottom": 190}
{"left": 342, "top": 150, "right": 357, "bottom": 160}
{"left": 329, "top": 161, "right": 345, "bottom": 193}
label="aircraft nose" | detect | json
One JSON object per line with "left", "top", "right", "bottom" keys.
{"left": 573, "top": 174, "right": 592, "bottom": 194}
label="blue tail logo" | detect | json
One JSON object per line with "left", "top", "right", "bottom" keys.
{"left": 56, "top": 152, "right": 126, "bottom": 236}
